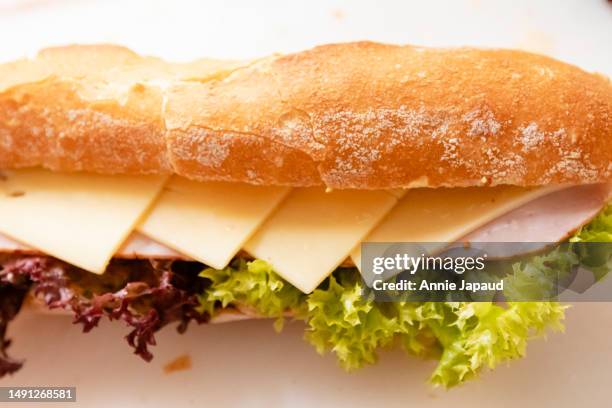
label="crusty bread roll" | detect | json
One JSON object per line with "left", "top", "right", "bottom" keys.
{"left": 0, "top": 42, "right": 610, "bottom": 189}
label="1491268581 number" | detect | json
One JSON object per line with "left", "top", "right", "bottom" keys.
{"left": 1, "top": 387, "right": 76, "bottom": 402}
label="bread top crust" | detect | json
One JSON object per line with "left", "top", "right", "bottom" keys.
{"left": 1, "top": 42, "right": 611, "bottom": 188}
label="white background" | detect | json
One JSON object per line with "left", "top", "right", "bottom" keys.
{"left": 1, "top": 1, "right": 612, "bottom": 407}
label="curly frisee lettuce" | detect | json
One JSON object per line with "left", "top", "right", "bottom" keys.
{"left": 198, "top": 261, "right": 567, "bottom": 388}
{"left": 571, "top": 204, "right": 612, "bottom": 243}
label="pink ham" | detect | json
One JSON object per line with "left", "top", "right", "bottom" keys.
{"left": 117, "top": 232, "right": 187, "bottom": 259}
{"left": 462, "top": 184, "right": 611, "bottom": 243}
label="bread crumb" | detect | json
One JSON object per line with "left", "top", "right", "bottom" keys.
{"left": 163, "top": 354, "right": 192, "bottom": 374}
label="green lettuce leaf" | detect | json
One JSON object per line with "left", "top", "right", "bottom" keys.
{"left": 195, "top": 204, "right": 611, "bottom": 387}
{"left": 303, "top": 272, "right": 566, "bottom": 387}
{"left": 428, "top": 302, "right": 566, "bottom": 387}
{"left": 502, "top": 246, "right": 579, "bottom": 301}
{"left": 571, "top": 204, "right": 612, "bottom": 243}
{"left": 197, "top": 262, "right": 566, "bottom": 387}
{"left": 569, "top": 205, "right": 612, "bottom": 279}
{"left": 305, "top": 270, "right": 399, "bottom": 369}
{"left": 198, "top": 259, "right": 305, "bottom": 330}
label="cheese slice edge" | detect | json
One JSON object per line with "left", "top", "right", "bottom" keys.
{"left": 244, "top": 188, "right": 400, "bottom": 293}
{"left": 139, "top": 176, "right": 291, "bottom": 269}
{"left": 0, "top": 169, "right": 167, "bottom": 273}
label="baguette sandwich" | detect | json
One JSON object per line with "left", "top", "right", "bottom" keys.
{"left": 0, "top": 42, "right": 611, "bottom": 387}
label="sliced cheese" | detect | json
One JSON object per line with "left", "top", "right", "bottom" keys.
{"left": 244, "top": 188, "right": 399, "bottom": 293}
{"left": 350, "top": 185, "right": 557, "bottom": 268}
{"left": 0, "top": 169, "right": 166, "bottom": 272}
{"left": 0, "top": 231, "right": 25, "bottom": 253}
{"left": 139, "top": 177, "right": 290, "bottom": 269}
{"left": 0, "top": 229, "right": 187, "bottom": 260}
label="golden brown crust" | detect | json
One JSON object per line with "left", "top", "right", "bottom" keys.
{"left": 1, "top": 42, "right": 611, "bottom": 188}
{"left": 0, "top": 45, "right": 169, "bottom": 173}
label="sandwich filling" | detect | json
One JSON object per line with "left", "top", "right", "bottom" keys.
{"left": 0, "top": 181, "right": 610, "bottom": 387}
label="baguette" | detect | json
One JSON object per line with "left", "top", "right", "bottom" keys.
{"left": 0, "top": 42, "right": 610, "bottom": 189}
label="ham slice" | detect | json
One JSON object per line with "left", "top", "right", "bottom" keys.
{"left": 117, "top": 232, "right": 187, "bottom": 259}
{"left": 462, "top": 184, "right": 611, "bottom": 243}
